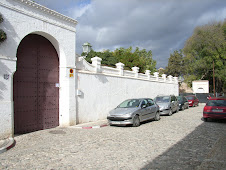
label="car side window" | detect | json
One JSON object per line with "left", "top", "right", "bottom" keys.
{"left": 141, "top": 100, "right": 148, "bottom": 107}
{"left": 171, "top": 96, "right": 173, "bottom": 102}
{"left": 148, "top": 99, "right": 154, "bottom": 106}
{"left": 171, "top": 96, "right": 176, "bottom": 102}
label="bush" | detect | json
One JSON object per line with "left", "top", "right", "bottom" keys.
{"left": 0, "top": 14, "right": 7, "bottom": 43}
{"left": 0, "top": 29, "right": 7, "bottom": 42}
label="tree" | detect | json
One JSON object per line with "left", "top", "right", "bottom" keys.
{"left": 165, "top": 50, "right": 184, "bottom": 77}
{"left": 0, "top": 14, "right": 7, "bottom": 43}
{"left": 183, "top": 21, "right": 226, "bottom": 92}
{"left": 82, "top": 47, "right": 157, "bottom": 73}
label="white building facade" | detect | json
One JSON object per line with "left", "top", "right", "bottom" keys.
{"left": 0, "top": 0, "right": 77, "bottom": 140}
{"left": 192, "top": 80, "right": 209, "bottom": 93}
{"left": 0, "top": 0, "right": 179, "bottom": 140}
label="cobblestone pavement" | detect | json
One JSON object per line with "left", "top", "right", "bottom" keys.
{"left": 0, "top": 104, "right": 226, "bottom": 169}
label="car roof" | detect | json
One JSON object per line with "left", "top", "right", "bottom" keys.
{"left": 208, "top": 96, "right": 226, "bottom": 100}
{"left": 156, "top": 95, "right": 172, "bottom": 97}
{"left": 126, "top": 98, "right": 152, "bottom": 100}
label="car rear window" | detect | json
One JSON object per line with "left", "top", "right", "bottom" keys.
{"left": 207, "top": 100, "right": 226, "bottom": 106}
{"left": 186, "top": 96, "right": 194, "bottom": 100}
{"left": 155, "top": 96, "right": 170, "bottom": 103}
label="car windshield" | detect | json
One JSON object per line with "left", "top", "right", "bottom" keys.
{"left": 155, "top": 96, "right": 170, "bottom": 103}
{"left": 186, "top": 96, "right": 194, "bottom": 100}
{"left": 177, "top": 96, "right": 183, "bottom": 101}
{"left": 117, "top": 99, "right": 141, "bottom": 108}
{"left": 207, "top": 100, "right": 226, "bottom": 106}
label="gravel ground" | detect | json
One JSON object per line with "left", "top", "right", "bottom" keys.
{"left": 0, "top": 104, "right": 225, "bottom": 169}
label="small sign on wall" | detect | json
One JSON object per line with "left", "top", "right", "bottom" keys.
{"left": 4, "top": 74, "right": 9, "bottom": 80}
{"left": 69, "top": 69, "right": 74, "bottom": 78}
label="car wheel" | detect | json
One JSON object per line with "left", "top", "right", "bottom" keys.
{"left": 154, "top": 111, "right": 160, "bottom": 121}
{"left": 168, "top": 109, "right": 173, "bottom": 116}
{"left": 203, "top": 118, "right": 208, "bottom": 122}
{"left": 182, "top": 105, "right": 185, "bottom": 111}
{"left": 132, "top": 115, "right": 140, "bottom": 127}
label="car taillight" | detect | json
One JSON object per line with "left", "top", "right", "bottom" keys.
{"left": 203, "top": 106, "right": 211, "bottom": 112}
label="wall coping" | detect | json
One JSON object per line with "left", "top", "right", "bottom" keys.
{"left": 14, "top": 0, "right": 78, "bottom": 25}
{"left": 76, "top": 56, "right": 178, "bottom": 84}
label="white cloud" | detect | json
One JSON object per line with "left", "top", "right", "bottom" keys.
{"left": 35, "top": 0, "right": 226, "bottom": 68}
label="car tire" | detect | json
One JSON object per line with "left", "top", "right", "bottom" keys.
{"left": 203, "top": 118, "right": 208, "bottom": 122}
{"left": 154, "top": 111, "right": 160, "bottom": 121}
{"left": 132, "top": 115, "right": 140, "bottom": 127}
{"left": 168, "top": 109, "right": 173, "bottom": 116}
{"left": 182, "top": 105, "right": 185, "bottom": 111}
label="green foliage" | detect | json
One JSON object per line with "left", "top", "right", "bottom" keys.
{"left": 165, "top": 50, "right": 183, "bottom": 77}
{"left": 183, "top": 21, "right": 226, "bottom": 92}
{"left": 0, "top": 14, "right": 3, "bottom": 23}
{"left": 82, "top": 47, "right": 157, "bottom": 73}
{"left": 0, "top": 14, "right": 7, "bottom": 43}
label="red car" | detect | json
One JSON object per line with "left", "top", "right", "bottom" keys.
{"left": 185, "top": 95, "right": 199, "bottom": 107}
{"left": 203, "top": 97, "right": 226, "bottom": 122}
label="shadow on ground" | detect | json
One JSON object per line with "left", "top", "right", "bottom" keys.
{"left": 141, "top": 119, "right": 226, "bottom": 169}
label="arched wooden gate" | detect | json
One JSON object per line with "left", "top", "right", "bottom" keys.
{"left": 14, "top": 34, "right": 59, "bottom": 134}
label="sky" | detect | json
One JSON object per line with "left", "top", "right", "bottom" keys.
{"left": 35, "top": 0, "right": 226, "bottom": 68}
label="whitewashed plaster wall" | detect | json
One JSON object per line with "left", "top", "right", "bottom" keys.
{"left": 192, "top": 80, "right": 209, "bottom": 93}
{"left": 0, "top": 0, "right": 77, "bottom": 140}
{"left": 76, "top": 57, "right": 179, "bottom": 123}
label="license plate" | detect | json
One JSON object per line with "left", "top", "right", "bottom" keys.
{"left": 111, "top": 121, "right": 121, "bottom": 124}
{"left": 212, "top": 109, "right": 223, "bottom": 112}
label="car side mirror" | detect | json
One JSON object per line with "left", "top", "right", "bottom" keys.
{"left": 141, "top": 104, "right": 147, "bottom": 108}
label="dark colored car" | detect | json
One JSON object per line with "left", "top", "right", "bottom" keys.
{"left": 154, "top": 95, "right": 179, "bottom": 116}
{"left": 107, "top": 98, "right": 160, "bottom": 127}
{"left": 176, "top": 96, "right": 189, "bottom": 110}
{"left": 203, "top": 97, "right": 226, "bottom": 122}
{"left": 185, "top": 95, "right": 199, "bottom": 107}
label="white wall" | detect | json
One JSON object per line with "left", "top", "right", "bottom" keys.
{"left": 192, "top": 81, "right": 209, "bottom": 93}
{"left": 0, "top": 0, "right": 77, "bottom": 140}
{"left": 76, "top": 57, "right": 179, "bottom": 123}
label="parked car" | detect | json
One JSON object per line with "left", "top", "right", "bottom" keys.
{"left": 185, "top": 95, "right": 199, "bottom": 107}
{"left": 107, "top": 98, "right": 160, "bottom": 127}
{"left": 203, "top": 97, "right": 226, "bottom": 122}
{"left": 176, "top": 96, "right": 189, "bottom": 110}
{"left": 154, "top": 95, "right": 179, "bottom": 116}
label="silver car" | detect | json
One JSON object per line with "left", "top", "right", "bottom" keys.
{"left": 154, "top": 95, "right": 179, "bottom": 116}
{"left": 107, "top": 98, "right": 160, "bottom": 127}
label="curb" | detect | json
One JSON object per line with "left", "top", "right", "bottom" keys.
{"left": 0, "top": 138, "right": 16, "bottom": 154}
{"left": 71, "top": 124, "right": 108, "bottom": 129}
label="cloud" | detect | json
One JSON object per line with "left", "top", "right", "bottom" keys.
{"left": 35, "top": 0, "right": 226, "bottom": 68}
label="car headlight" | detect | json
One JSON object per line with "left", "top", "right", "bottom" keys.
{"left": 179, "top": 104, "right": 181, "bottom": 106}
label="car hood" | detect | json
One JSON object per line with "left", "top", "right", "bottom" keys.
{"left": 109, "top": 107, "right": 139, "bottom": 116}
{"left": 156, "top": 102, "right": 170, "bottom": 107}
